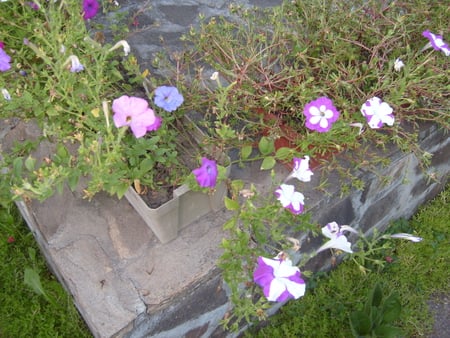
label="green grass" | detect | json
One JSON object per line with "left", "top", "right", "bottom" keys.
{"left": 247, "top": 185, "right": 449, "bottom": 337}
{"left": 0, "top": 205, "right": 92, "bottom": 337}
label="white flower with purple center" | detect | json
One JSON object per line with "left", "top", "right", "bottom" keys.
{"left": 253, "top": 256, "right": 306, "bottom": 302}
{"left": 422, "top": 30, "right": 450, "bottom": 56}
{"left": 361, "top": 97, "right": 395, "bottom": 129}
{"left": 303, "top": 97, "right": 339, "bottom": 133}
{"left": 287, "top": 156, "right": 313, "bottom": 182}
{"left": 275, "top": 184, "right": 305, "bottom": 215}
{"left": 317, "top": 221, "right": 358, "bottom": 254}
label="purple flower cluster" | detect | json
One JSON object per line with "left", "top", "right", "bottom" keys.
{"left": 112, "top": 86, "right": 184, "bottom": 138}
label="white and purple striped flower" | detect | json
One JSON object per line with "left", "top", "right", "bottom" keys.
{"left": 317, "top": 221, "right": 358, "bottom": 254}
{"left": 422, "top": 30, "right": 450, "bottom": 56}
{"left": 253, "top": 256, "right": 306, "bottom": 302}
{"left": 361, "top": 97, "right": 394, "bottom": 129}
{"left": 286, "top": 156, "right": 313, "bottom": 183}
{"left": 275, "top": 184, "right": 305, "bottom": 215}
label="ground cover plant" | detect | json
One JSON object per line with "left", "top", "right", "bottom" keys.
{"left": 0, "top": 0, "right": 222, "bottom": 206}
{"left": 176, "top": 0, "right": 449, "bottom": 177}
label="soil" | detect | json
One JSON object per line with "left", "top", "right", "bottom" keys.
{"left": 136, "top": 185, "right": 175, "bottom": 209}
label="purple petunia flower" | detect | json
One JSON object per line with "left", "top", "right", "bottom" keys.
{"left": 0, "top": 47, "right": 11, "bottom": 72}
{"left": 275, "top": 184, "right": 305, "bottom": 215}
{"left": 303, "top": 97, "right": 340, "bottom": 133}
{"left": 82, "top": 0, "right": 99, "bottom": 20}
{"left": 146, "top": 115, "right": 162, "bottom": 132}
{"left": 27, "top": 2, "right": 39, "bottom": 10}
{"left": 361, "top": 97, "right": 394, "bottom": 129}
{"left": 422, "top": 30, "right": 450, "bottom": 56}
{"left": 112, "top": 95, "right": 157, "bottom": 138}
{"left": 192, "top": 157, "right": 218, "bottom": 188}
{"left": 253, "top": 256, "right": 306, "bottom": 302}
{"left": 154, "top": 86, "right": 184, "bottom": 112}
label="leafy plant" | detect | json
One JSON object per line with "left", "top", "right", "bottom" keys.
{"left": 175, "top": 0, "right": 449, "bottom": 176}
{"left": 0, "top": 1, "right": 209, "bottom": 202}
{"left": 349, "top": 282, "right": 403, "bottom": 338}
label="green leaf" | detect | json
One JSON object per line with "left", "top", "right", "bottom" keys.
{"left": 349, "top": 310, "right": 371, "bottom": 336}
{"left": 67, "top": 171, "right": 80, "bottom": 191}
{"left": 223, "top": 219, "right": 237, "bottom": 231}
{"left": 382, "top": 293, "right": 401, "bottom": 323}
{"left": 258, "top": 136, "right": 274, "bottom": 155}
{"left": 240, "top": 145, "right": 253, "bottom": 160}
{"left": 260, "top": 156, "right": 276, "bottom": 170}
{"left": 367, "top": 283, "right": 383, "bottom": 310}
{"left": 55, "top": 144, "right": 69, "bottom": 162}
{"left": 12, "top": 157, "right": 23, "bottom": 177}
{"left": 373, "top": 324, "right": 403, "bottom": 338}
{"left": 275, "top": 147, "right": 292, "bottom": 161}
{"left": 24, "top": 156, "right": 36, "bottom": 172}
{"left": 139, "top": 158, "right": 155, "bottom": 173}
{"left": 24, "top": 267, "right": 47, "bottom": 298}
{"left": 224, "top": 196, "right": 240, "bottom": 211}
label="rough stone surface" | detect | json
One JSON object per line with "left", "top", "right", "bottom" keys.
{"left": 1, "top": 1, "right": 449, "bottom": 338}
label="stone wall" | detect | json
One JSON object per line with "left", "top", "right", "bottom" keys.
{"left": 112, "top": 122, "right": 447, "bottom": 337}
{"left": 9, "top": 116, "right": 448, "bottom": 338}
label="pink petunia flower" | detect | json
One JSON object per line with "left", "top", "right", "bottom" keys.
{"left": 146, "top": 115, "right": 162, "bottom": 132}
{"left": 112, "top": 95, "right": 157, "bottom": 138}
